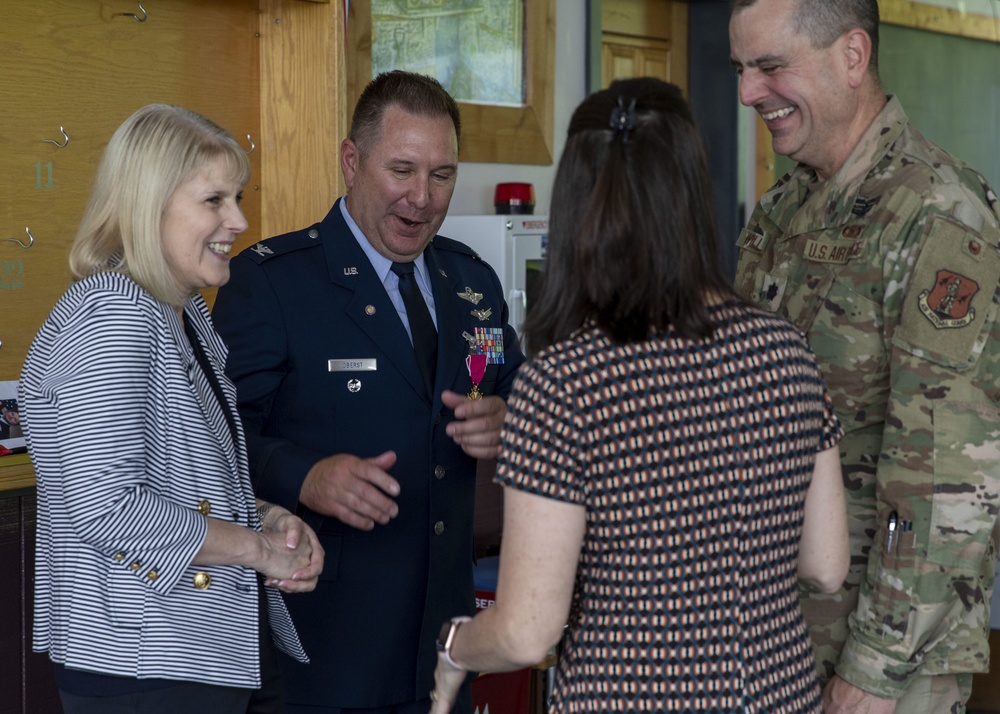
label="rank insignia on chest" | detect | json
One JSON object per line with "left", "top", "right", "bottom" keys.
{"left": 917, "top": 269, "right": 979, "bottom": 329}
{"left": 758, "top": 274, "right": 787, "bottom": 311}
{"left": 852, "top": 196, "right": 879, "bottom": 217}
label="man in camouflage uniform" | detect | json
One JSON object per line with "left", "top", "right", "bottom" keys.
{"left": 729, "top": 0, "right": 1000, "bottom": 711}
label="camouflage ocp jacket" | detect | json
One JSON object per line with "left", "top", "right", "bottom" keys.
{"left": 735, "top": 95, "right": 1000, "bottom": 698}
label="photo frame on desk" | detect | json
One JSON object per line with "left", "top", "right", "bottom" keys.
{"left": 345, "top": 0, "right": 556, "bottom": 165}
{"left": 0, "top": 381, "right": 26, "bottom": 456}
{"left": 0, "top": 378, "right": 34, "bottom": 491}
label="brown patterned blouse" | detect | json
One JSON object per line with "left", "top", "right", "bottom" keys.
{"left": 496, "top": 301, "right": 843, "bottom": 713}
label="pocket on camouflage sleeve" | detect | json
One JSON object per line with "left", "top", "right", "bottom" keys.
{"left": 927, "top": 399, "right": 1000, "bottom": 570}
{"left": 894, "top": 217, "right": 1000, "bottom": 371}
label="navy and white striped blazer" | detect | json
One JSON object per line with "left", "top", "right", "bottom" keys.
{"left": 20, "top": 272, "right": 306, "bottom": 688}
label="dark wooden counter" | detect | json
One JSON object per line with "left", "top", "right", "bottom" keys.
{"left": 0, "top": 488, "right": 61, "bottom": 713}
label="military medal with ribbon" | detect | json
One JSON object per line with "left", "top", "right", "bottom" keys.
{"left": 466, "top": 350, "right": 487, "bottom": 400}
{"left": 463, "top": 327, "right": 505, "bottom": 400}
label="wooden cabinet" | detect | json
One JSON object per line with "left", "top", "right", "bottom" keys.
{"left": 0, "top": 491, "right": 60, "bottom": 714}
{"left": 0, "top": 0, "right": 261, "bottom": 382}
{"left": 600, "top": 0, "right": 687, "bottom": 92}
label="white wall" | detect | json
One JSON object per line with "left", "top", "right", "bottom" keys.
{"left": 448, "top": 0, "right": 587, "bottom": 216}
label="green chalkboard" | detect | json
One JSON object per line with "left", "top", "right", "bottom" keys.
{"left": 773, "top": 23, "right": 1000, "bottom": 190}
{"left": 880, "top": 22, "right": 1000, "bottom": 190}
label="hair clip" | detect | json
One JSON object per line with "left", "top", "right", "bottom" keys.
{"left": 609, "top": 96, "right": 637, "bottom": 143}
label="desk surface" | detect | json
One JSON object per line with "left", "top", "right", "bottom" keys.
{"left": 0, "top": 455, "right": 33, "bottom": 492}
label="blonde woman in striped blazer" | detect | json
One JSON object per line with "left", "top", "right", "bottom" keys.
{"left": 19, "top": 104, "right": 323, "bottom": 714}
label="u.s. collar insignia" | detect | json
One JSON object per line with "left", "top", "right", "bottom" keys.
{"left": 471, "top": 308, "right": 492, "bottom": 321}
{"left": 251, "top": 243, "right": 273, "bottom": 257}
{"left": 457, "top": 287, "right": 483, "bottom": 305}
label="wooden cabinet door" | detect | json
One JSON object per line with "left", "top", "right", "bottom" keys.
{"left": 600, "top": 0, "right": 687, "bottom": 92}
{"left": 0, "top": 0, "right": 260, "bottom": 381}
{"left": 0, "top": 492, "right": 61, "bottom": 714}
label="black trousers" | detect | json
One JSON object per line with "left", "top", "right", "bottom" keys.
{"left": 247, "top": 629, "right": 287, "bottom": 714}
{"left": 58, "top": 642, "right": 283, "bottom": 714}
{"left": 286, "top": 699, "right": 434, "bottom": 714}
{"left": 285, "top": 685, "right": 472, "bottom": 714}
{"left": 59, "top": 681, "right": 252, "bottom": 714}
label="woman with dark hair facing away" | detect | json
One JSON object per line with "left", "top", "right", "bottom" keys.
{"left": 19, "top": 104, "right": 323, "bottom": 714}
{"left": 428, "top": 78, "right": 849, "bottom": 713}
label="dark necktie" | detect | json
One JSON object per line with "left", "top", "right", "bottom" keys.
{"left": 391, "top": 261, "right": 438, "bottom": 396}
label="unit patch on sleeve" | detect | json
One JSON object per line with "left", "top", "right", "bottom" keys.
{"left": 894, "top": 216, "right": 1000, "bottom": 370}
{"left": 917, "top": 270, "right": 979, "bottom": 329}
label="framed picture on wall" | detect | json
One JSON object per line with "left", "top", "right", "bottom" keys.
{"left": 346, "top": 0, "right": 556, "bottom": 165}
{"left": 371, "top": 0, "right": 526, "bottom": 106}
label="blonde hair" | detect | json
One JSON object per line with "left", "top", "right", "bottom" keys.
{"left": 69, "top": 104, "right": 250, "bottom": 306}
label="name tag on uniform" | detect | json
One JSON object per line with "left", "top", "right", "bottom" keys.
{"left": 328, "top": 358, "right": 377, "bottom": 372}
{"left": 736, "top": 228, "right": 770, "bottom": 254}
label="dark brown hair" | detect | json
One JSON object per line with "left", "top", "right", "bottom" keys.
{"left": 730, "top": 0, "right": 880, "bottom": 69}
{"left": 349, "top": 70, "right": 462, "bottom": 157}
{"left": 522, "top": 77, "right": 737, "bottom": 351}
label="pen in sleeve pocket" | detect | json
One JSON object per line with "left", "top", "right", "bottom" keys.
{"left": 886, "top": 511, "right": 898, "bottom": 554}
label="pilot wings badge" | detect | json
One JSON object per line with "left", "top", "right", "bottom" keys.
{"left": 457, "top": 287, "right": 483, "bottom": 305}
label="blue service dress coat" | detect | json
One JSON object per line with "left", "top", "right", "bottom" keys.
{"left": 212, "top": 199, "right": 525, "bottom": 710}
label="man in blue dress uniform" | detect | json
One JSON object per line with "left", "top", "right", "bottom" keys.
{"left": 213, "top": 71, "right": 525, "bottom": 714}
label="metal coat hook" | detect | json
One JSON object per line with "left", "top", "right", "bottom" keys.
{"left": 43, "top": 126, "right": 70, "bottom": 148}
{"left": 120, "top": 2, "right": 148, "bottom": 22}
{"left": 6, "top": 227, "right": 34, "bottom": 249}
{"left": 245, "top": 134, "right": 255, "bottom": 155}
